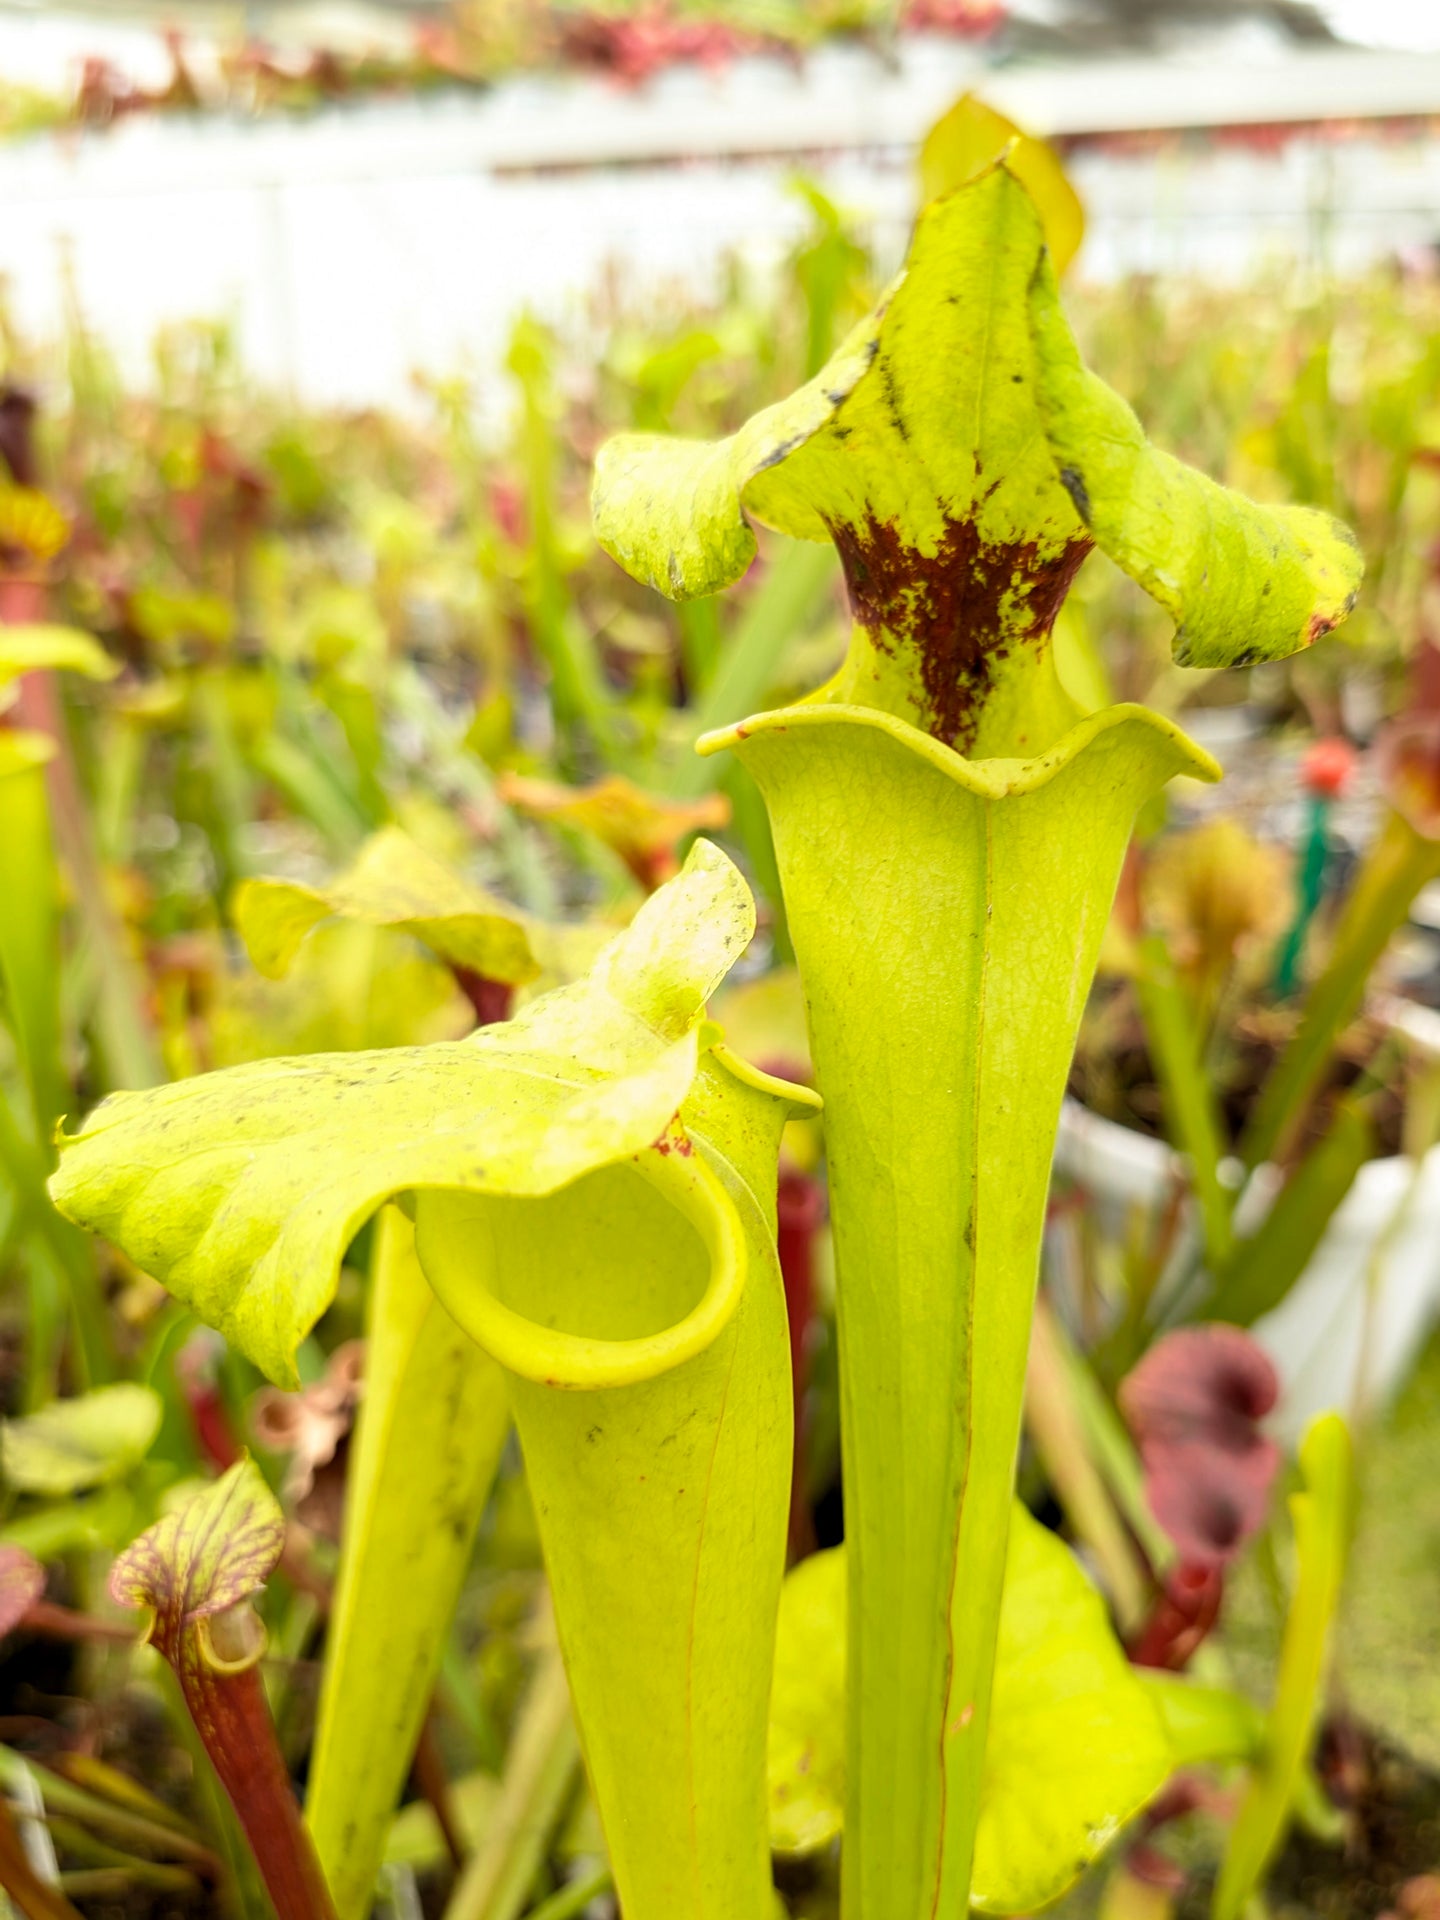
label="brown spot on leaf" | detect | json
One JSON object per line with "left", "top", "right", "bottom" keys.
{"left": 830, "top": 509, "right": 1092, "bottom": 750}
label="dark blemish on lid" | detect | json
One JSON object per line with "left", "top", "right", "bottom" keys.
{"left": 1058, "top": 465, "right": 1092, "bottom": 526}
{"left": 758, "top": 433, "right": 805, "bottom": 473}
{"left": 829, "top": 509, "right": 1093, "bottom": 753}
{"left": 878, "top": 356, "right": 909, "bottom": 443}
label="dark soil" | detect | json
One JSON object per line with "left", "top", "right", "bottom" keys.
{"left": 1174, "top": 1727, "right": 1440, "bottom": 1920}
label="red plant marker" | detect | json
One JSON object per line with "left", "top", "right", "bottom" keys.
{"left": 1275, "top": 735, "right": 1356, "bottom": 995}
{"left": 110, "top": 1458, "right": 337, "bottom": 1920}
{"left": 1301, "top": 737, "right": 1357, "bottom": 801}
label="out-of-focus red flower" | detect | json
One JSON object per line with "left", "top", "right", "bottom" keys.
{"left": 1120, "top": 1324, "right": 1280, "bottom": 1568}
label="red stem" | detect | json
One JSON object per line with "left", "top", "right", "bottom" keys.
{"left": 170, "top": 1635, "right": 336, "bottom": 1920}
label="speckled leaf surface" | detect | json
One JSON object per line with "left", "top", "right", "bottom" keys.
{"left": 767, "top": 1507, "right": 1172, "bottom": 1914}
{"left": 2, "top": 1384, "right": 162, "bottom": 1496}
{"left": 1027, "top": 260, "right": 1362, "bottom": 670}
{"left": 51, "top": 842, "right": 755, "bottom": 1387}
{"left": 595, "top": 164, "right": 1360, "bottom": 756}
{"left": 232, "top": 825, "right": 540, "bottom": 985}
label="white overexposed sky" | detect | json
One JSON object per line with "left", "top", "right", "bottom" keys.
{"left": 1319, "top": 0, "right": 1440, "bottom": 52}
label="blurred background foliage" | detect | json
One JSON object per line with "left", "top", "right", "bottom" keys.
{"left": 3, "top": 127, "right": 1440, "bottom": 1920}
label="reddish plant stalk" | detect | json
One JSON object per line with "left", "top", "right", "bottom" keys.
{"left": 158, "top": 1618, "right": 336, "bottom": 1920}
{"left": 1129, "top": 1561, "right": 1224, "bottom": 1672}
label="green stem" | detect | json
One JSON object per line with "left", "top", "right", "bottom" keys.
{"left": 442, "top": 1647, "right": 580, "bottom": 1920}
{"left": 1133, "top": 931, "right": 1233, "bottom": 1267}
{"left": 524, "top": 1865, "right": 612, "bottom": 1920}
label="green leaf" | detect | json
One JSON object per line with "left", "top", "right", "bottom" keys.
{"left": 0, "top": 626, "right": 117, "bottom": 687}
{"left": 415, "top": 1046, "right": 814, "bottom": 1920}
{"left": 307, "top": 1208, "right": 510, "bottom": 1920}
{"left": 110, "top": 1457, "right": 284, "bottom": 1648}
{"left": 766, "top": 1506, "right": 1173, "bottom": 1914}
{"left": 1214, "top": 1414, "right": 1353, "bottom": 1920}
{"left": 920, "top": 93, "right": 1084, "bottom": 274}
{"left": 1133, "top": 931, "right": 1233, "bottom": 1269}
{"left": 51, "top": 841, "right": 758, "bottom": 1387}
{"left": 1206, "top": 1097, "right": 1374, "bottom": 1327}
{"left": 232, "top": 826, "right": 540, "bottom": 985}
{"left": 384, "top": 1773, "right": 500, "bottom": 1872}
{"left": 1141, "top": 1675, "right": 1266, "bottom": 1769}
{"left": 1028, "top": 256, "right": 1362, "bottom": 671}
{"left": 2, "top": 1384, "right": 161, "bottom": 1495}
{"left": 0, "top": 742, "right": 64, "bottom": 1138}
{"left": 595, "top": 164, "right": 1359, "bottom": 759}
{"left": 976, "top": 1507, "right": 1172, "bottom": 1913}
{"left": 714, "top": 699, "right": 1212, "bottom": 1917}
{"left": 767, "top": 1545, "right": 845, "bottom": 1856}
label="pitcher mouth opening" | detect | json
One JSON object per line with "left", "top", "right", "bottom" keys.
{"left": 415, "top": 1144, "right": 748, "bottom": 1391}
{"left": 698, "top": 699, "right": 1221, "bottom": 798}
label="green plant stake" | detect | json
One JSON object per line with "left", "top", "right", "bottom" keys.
{"left": 51, "top": 841, "right": 813, "bottom": 1920}
{"left": 593, "top": 162, "right": 1361, "bottom": 1917}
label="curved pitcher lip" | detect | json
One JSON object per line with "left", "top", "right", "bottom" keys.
{"left": 698, "top": 698, "right": 1222, "bottom": 796}
{"left": 419, "top": 1142, "right": 749, "bottom": 1391}
{"left": 708, "top": 1039, "right": 822, "bottom": 1116}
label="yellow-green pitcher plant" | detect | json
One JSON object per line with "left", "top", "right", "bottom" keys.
{"left": 50, "top": 839, "right": 816, "bottom": 1920}
{"left": 592, "top": 161, "right": 1362, "bottom": 1918}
